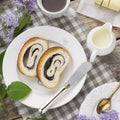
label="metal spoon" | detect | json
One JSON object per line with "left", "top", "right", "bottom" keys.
{"left": 96, "top": 83, "right": 120, "bottom": 114}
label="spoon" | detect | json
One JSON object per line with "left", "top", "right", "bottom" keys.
{"left": 96, "top": 83, "right": 120, "bottom": 114}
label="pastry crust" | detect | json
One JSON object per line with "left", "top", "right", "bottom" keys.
{"left": 17, "top": 37, "right": 48, "bottom": 77}
{"left": 37, "top": 46, "right": 70, "bottom": 88}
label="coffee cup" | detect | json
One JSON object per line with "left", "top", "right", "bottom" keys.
{"left": 87, "top": 23, "right": 116, "bottom": 62}
{"left": 37, "top": 0, "right": 76, "bottom": 18}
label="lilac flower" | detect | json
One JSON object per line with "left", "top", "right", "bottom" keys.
{"left": 0, "top": 0, "right": 36, "bottom": 46}
{"left": 0, "top": 13, "right": 16, "bottom": 44}
{"left": 76, "top": 115, "right": 96, "bottom": 120}
{"left": 0, "top": 13, "right": 18, "bottom": 27}
{"left": 25, "top": 0, "right": 36, "bottom": 13}
{"left": 14, "top": 0, "right": 25, "bottom": 9}
{"left": 99, "top": 110, "right": 119, "bottom": 120}
{"left": 14, "top": 0, "right": 36, "bottom": 13}
{"left": 0, "top": 28, "right": 14, "bottom": 44}
{"left": 4, "top": 37, "right": 12, "bottom": 44}
{"left": 4, "top": 28, "right": 15, "bottom": 44}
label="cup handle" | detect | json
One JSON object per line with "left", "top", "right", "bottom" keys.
{"left": 90, "top": 50, "right": 97, "bottom": 62}
{"left": 63, "top": 7, "right": 76, "bottom": 17}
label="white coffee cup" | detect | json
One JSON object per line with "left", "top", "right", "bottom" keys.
{"left": 37, "top": 0, "right": 76, "bottom": 18}
{"left": 87, "top": 23, "right": 116, "bottom": 62}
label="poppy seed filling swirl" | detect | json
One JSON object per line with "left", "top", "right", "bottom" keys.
{"left": 44, "top": 54, "right": 65, "bottom": 81}
{"left": 23, "top": 43, "right": 43, "bottom": 69}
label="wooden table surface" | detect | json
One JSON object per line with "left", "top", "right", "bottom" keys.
{"left": 0, "top": 0, "right": 120, "bottom": 119}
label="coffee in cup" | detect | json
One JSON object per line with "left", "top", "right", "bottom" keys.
{"left": 42, "top": 0, "right": 67, "bottom": 12}
{"left": 37, "top": 0, "right": 76, "bottom": 18}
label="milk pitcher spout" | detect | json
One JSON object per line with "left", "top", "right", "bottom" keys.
{"left": 102, "top": 23, "right": 113, "bottom": 41}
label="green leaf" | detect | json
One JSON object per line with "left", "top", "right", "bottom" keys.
{"left": 0, "top": 83, "right": 7, "bottom": 100}
{"left": 14, "top": 15, "right": 32, "bottom": 37}
{"left": 0, "top": 51, "right": 5, "bottom": 76}
{"left": 7, "top": 81, "right": 31, "bottom": 100}
{"left": 26, "top": 118, "right": 47, "bottom": 120}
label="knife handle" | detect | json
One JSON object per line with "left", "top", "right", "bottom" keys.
{"left": 39, "top": 83, "right": 70, "bottom": 114}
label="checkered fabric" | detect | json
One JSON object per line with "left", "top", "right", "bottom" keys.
{"left": 2, "top": 2, "right": 117, "bottom": 120}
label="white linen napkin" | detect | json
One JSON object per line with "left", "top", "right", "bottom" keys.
{"left": 77, "top": 0, "right": 120, "bottom": 27}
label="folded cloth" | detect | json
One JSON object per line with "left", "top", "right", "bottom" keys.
{"left": 77, "top": 0, "right": 120, "bottom": 27}
{"left": 2, "top": 3, "right": 117, "bottom": 120}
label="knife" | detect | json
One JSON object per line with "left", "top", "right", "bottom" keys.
{"left": 39, "top": 62, "right": 92, "bottom": 114}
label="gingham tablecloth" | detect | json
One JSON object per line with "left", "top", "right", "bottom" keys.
{"left": 2, "top": 2, "right": 117, "bottom": 120}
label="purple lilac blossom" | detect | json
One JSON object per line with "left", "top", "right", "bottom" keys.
{"left": 14, "top": 0, "right": 25, "bottom": 9}
{"left": 0, "top": 13, "right": 18, "bottom": 44}
{"left": 4, "top": 28, "right": 14, "bottom": 44}
{"left": 14, "top": 0, "right": 36, "bottom": 13}
{"left": 99, "top": 110, "right": 119, "bottom": 120}
{"left": 0, "top": 13, "right": 18, "bottom": 27}
{"left": 76, "top": 115, "right": 96, "bottom": 120}
{"left": 25, "top": 0, "right": 36, "bottom": 13}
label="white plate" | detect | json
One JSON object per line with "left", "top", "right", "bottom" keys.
{"left": 79, "top": 82, "right": 120, "bottom": 118}
{"left": 3, "top": 26, "right": 87, "bottom": 109}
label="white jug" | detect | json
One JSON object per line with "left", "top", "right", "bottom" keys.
{"left": 87, "top": 23, "right": 116, "bottom": 62}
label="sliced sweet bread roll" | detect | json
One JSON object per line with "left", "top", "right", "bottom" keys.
{"left": 17, "top": 37, "right": 48, "bottom": 77}
{"left": 37, "top": 47, "right": 70, "bottom": 88}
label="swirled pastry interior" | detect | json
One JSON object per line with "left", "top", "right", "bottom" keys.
{"left": 37, "top": 47, "right": 70, "bottom": 88}
{"left": 17, "top": 37, "right": 48, "bottom": 77}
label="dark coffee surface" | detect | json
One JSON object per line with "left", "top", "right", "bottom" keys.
{"left": 42, "top": 0, "right": 67, "bottom": 12}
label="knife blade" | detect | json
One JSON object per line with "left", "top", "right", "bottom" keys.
{"left": 68, "top": 62, "right": 92, "bottom": 86}
{"left": 39, "top": 62, "right": 92, "bottom": 114}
